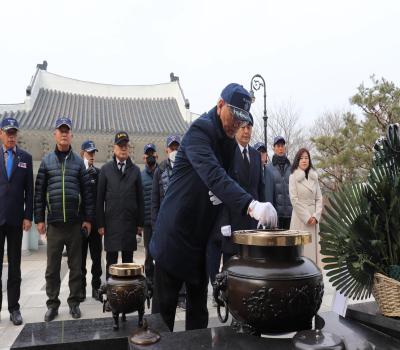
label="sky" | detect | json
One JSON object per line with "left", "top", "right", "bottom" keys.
{"left": 1, "top": 0, "right": 399, "bottom": 127}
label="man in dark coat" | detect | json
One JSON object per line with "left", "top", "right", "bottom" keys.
{"left": 264, "top": 136, "right": 292, "bottom": 229}
{"left": 150, "top": 83, "right": 277, "bottom": 331}
{"left": 97, "top": 131, "right": 144, "bottom": 280}
{"left": 0, "top": 117, "right": 33, "bottom": 325}
{"left": 207, "top": 116, "right": 265, "bottom": 289}
{"left": 141, "top": 143, "right": 158, "bottom": 284}
{"left": 79, "top": 140, "right": 102, "bottom": 302}
{"left": 150, "top": 135, "right": 183, "bottom": 312}
{"left": 35, "top": 117, "right": 94, "bottom": 322}
{"left": 220, "top": 118, "right": 265, "bottom": 259}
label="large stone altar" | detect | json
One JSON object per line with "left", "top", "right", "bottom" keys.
{"left": 11, "top": 314, "right": 168, "bottom": 350}
{"left": 11, "top": 311, "right": 400, "bottom": 350}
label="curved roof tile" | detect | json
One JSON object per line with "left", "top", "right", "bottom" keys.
{"left": 0, "top": 88, "right": 188, "bottom": 135}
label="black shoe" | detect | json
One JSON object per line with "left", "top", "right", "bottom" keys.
{"left": 69, "top": 305, "right": 81, "bottom": 319}
{"left": 10, "top": 310, "right": 23, "bottom": 325}
{"left": 44, "top": 308, "right": 58, "bottom": 322}
{"left": 79, "top": 289, "right": 86, "bottom": 302}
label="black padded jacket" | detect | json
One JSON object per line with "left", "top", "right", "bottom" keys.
{"left": 34, "top": 147, "right": 94, "bottom": 224}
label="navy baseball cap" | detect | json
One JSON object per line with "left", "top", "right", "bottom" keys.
{"left": 144, "top": 143, "right": 156, "bottom": 153}
{"left": 81, "top": 140, "right": 98, "bottom": 152}
{"left": 1, "top": 117, "right": 19, "bottom": 131}
{"left": 220, "top": 83, "right": 252, "bottom": 124}
{"left": 55, "top": 117, "right": 72, "bottom": 129}
{"left": 254, "top": 142, "right": 267, "bottom": 152}
{"left": 166, "top": 135, "right": 181, "bottom": 147}
{"left": 114, "top": 131, "right": 129, "bottom": 144}
{"left": 273, "top": 136, "right": 286, "bottom": 146}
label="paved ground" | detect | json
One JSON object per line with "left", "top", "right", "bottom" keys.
{"left": 0, "top": 238, "right": 343, "bottom": 350}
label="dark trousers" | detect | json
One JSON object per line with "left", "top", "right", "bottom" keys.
{"left": 45, "top": 222, "right": 82, "bottom": 309}
{"left": 81, "top": 225, "right": 102, "bottom": 291}
{"left": 153, "top": 264, "right": 208, "bottom": 331}
{"left": 206, "top": 237, "right": 222, "bottom": 285}
{"left": 105, "top": 251, "right": 133, "bottom": 280}
{"left": 279, "top": 217, "right": 291, "bottom": 230}
{"left": 143, "top": 225, "right": 154, "bottom": 281}
{"left": 0, "top": 224, "right": 23, "bottom": 312}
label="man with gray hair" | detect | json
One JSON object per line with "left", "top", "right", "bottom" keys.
{"left": 34, "top": 117, "right": 94, "bottom": 322}
{"left": 0, "top": 117, "right": 33, "bottom": 325}
{"left": 150, "top": 83, "right": 277, "bottom": 331}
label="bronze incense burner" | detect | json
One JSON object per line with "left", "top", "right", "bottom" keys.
{"left": 213, "top": 230, "right": 324, "bottom": 335}
{"left": 98, "top": 263, "right": 160, "bottom": 345}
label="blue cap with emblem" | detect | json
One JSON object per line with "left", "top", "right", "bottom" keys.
{"left": 1, "top": 117, "right": 19, "bottom": 131}
{"left": 254, "top": 142, "right": 266, "bottom": 152}
{"left": 166, "top": 135, "right": 181, "bottom": 147}
{"left": 81, "top": 140, "right": 98, "bottom": 152}
{"left": 55, "top": 116, "right": 72, "bottom": 129}
{"left": 220, "top": 83, "right": 252, "bottom": 124}
{"left": 144, "top": 143, "right": 156, "bottom": 153}
{"left": 273, "top": 136, "right": 286, "bottom": 146}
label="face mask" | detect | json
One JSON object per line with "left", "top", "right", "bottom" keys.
{"left": 146, "top": 155, "right": 156, "bottom": 167}
{"left": 169, "top": 150, "right": 177, "bottom": 166}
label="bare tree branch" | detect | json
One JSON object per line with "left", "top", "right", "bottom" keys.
{"left": 251, "top": 99, "right": 309, "bottom": 161}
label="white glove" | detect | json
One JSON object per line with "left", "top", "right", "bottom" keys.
{"left": 248, "top": 200, "right": 278, "bottom": 228}
{"left": 209, "top": 191, "right": 222, "bottom": 205}
{"left": 221, "top": 225, "right": 232, "bottom": 237}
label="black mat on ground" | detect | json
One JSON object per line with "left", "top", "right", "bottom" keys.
{"left": 11, "top": 313, "right": 169, "bottom": 350}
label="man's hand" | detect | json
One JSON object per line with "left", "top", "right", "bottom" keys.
{"left": 37, "top": 222, "right": 46, "bottom": 236}
{"left": 248, "top": 200, "right": 278, "bottom": 228}
{"left": 98, "top": 227, "right": 105, "bottom": 236}
{"left": 82, "top": 221, "right": 92, "bottom": 235}
{"left": 307, "top": 217, "right": 317, "bottom": 225}
{"left": 208, "top": 191, "right": 222, "bottom": 206}
{"left": 23, "top": 219, "right": 32, "bottom": 232}
{"left": 137, "top": 227, "right": 143, "bottom": 236}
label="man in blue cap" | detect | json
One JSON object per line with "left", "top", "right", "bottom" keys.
{"left": 151, "top": 135, "right": 181, "bottom": 228}
{"left": 254, "top": 142, "right": 268, "bottom": 167}
{"left": 150, "top": 83, "right": 277, "bottom": 331}
{"left": 151, "top": 134, "right": 184, "bottom": 312}
{"left": 140, "top": 142, "right": 158, "bottom": 287}
{"left": 34, "top": 117, "right": 94, "bottom": 321}
{"left": 79, "top": 140, "right": 102, "bottom": 302}
{"left": 0, "top": 117, "right": 33, "bottom": 325}
{"left": 264, "top": 136, "right": 292, "bottom": 229}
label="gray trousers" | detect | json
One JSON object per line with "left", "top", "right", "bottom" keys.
{"left": 45, "top": 222, "right": 82, "bottom": 309}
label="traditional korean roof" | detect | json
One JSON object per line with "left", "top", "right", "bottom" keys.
{"left": 0, "top": 66, "right": 193, "bottom": 135}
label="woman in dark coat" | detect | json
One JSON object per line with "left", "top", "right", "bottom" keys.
{"left": 97, "top": 132, "right": 144, "bottom": 279}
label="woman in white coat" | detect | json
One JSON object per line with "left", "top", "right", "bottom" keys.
{"left": 289, "top": 148, "right": 323, "bottom": 265}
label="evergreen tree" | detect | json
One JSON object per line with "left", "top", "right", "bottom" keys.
{"left": 312, "top": 76, "right": 400, "bottom": 192}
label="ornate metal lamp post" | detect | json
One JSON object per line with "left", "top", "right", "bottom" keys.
{"left": 250, "top": 74, "right": 267, "bottom": 147}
